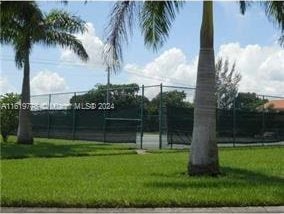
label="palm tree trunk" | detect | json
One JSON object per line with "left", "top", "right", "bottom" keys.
{"left": 188, "top": 1, "right": 219, "bottom": 176}
{"left": 17, "top": 50, "right": 33, "bottom": 144}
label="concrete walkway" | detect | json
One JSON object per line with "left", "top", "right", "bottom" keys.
{"left": 1, "top": 206, "right": 283, "bottom": 213}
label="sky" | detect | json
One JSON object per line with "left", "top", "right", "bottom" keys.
{"left": 1, "top": 1, "right": 284, "bottom": 99}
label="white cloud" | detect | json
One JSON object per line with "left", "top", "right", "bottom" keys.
{"left": 31, "top": 71, "right": 68, "bottom": 94}
{"left": 125, "top": 44, "right": 284, "bottom": 99}
{"left": 60, "top": 22, "right": 105, "bottom": 71}
{"left": 125, "top": 48, "right": 197, "bottom": 99}
{"left": 0, "top": 77, "right": 16, "bottom": 94}
{"left": 217, "top": 43, "right": 284, "bottom": 96}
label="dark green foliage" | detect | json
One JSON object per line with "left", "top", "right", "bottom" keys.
{"left": 1, "top": 1, "right": 89, "bottom": 144}
{"left": 145, "top": 90, "right": 193, "bottom": 132}
{"left": 105, "top": 1, "right": 183, "bottom": 71}
{"left": 0, "top": 1, "right": 88, "bottom": 68}
{"left": 140, "top": 1, "right": 184, "bottom": 51}
{"left": 70, "top": 83, "right": 145, "bottom": 108}
{"left": 147, "top": 90, "right": 193, "bottom": 115}
{"left": 215, "top": 58, "right": 241, "bottom": 110}
{"left": 104, "top": 1, "right": 138, "bottom": 70}
{"left": 235, "top": 92, "right": 268, "bottom": 112}
{"left": 0, "top": 93, "right": 20, "bottom": 142}
{"left": 239, "top": 1, "right": 284, "bottom": 47}
{"left": 70, "top": 85, "right": 192, "bottom": 114}
{"left": 106, "top": 1, "right": 284, "bottom": 71}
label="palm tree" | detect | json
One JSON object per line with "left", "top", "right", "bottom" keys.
{"left": 104, "top": 1, "right": 284, "bottom": 176}
{"left": 0, "top": 2, "right": 89, "bottom": 144}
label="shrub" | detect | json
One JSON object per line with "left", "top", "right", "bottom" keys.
{"left": 0, "top": 93, "right": 20, "bottom": 142}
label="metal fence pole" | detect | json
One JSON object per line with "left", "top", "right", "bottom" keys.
{"left": 159, "top": 83, "right": 163, "bottom": 149}
{"left": 262, "top": 95, "right": 265, "bottom": 146}
{"left": 140, "top": 85, "right": 144, "bottom": 149}
{"left": 103, "top": 91, "right": 107, "bottom": 143}
{"left": 233, "top": 96, "right": 236, "bottom": 147}
{"left": 72, "top": 92, "right": 76, "bottom": 140}
{"left": 47, "top": 94, "right": 51, "bottom": 138}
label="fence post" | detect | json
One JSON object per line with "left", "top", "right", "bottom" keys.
{"left": 72, "top": 92, "right": 76, "bottom": 140}
{"left": 140, "top": 85, "right": 144, "bottom": 149}
{"left": 233, "top": 96, "right": 236, "bottom": 147}
{"left": 262, "top": 95, "right": 265, "bottom": 146}
{"left": 47, "top": 94, "right": 51, "bottom": 138}
{"left": 159, "top": 83, "right": 163, "bottom": 149}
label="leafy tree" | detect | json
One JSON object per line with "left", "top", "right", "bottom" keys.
{"left": 235, "top": 92, "right": 268, "bottom": 112}
{"left": 70, "top": 83, "right": 148, "bottom": 108}
{"left": 0, "top": 2, "right": 89, "bottom": 144}
{"left": 104, "top": 1, "right": 284, "bottom": 175}
{"left": 0, "top": 93, "right": 20, "bottom": 142}
{"left": 216, "top": 58, "right": 241, "bottom": 110}
{"left": 147, "top": 90, "right": 193, "bottom": 115}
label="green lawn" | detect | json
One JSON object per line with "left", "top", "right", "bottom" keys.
{"left": 1, "top": 138, "right": 284, "bottom": 208}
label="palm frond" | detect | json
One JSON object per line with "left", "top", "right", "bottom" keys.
{"left": 0, "top": 1, "right": 42, "bottom": 21}
{"left": 239, "top": 1, "right": 284, "bottom": 47}
{"left": 262, "top": 1, "right": 284, "bottom": 33}
{"left": 42, "top": 31, "right": 88, "bottom": 62}
{"left": 0, "top": 1, "right": 42, "bottom": 45}
{"left": 14, "top": 49, "right": 25, "bottom": 69}
{"left": 1, "top": 1, "right": 43, "bottom": 67}
{"left": 279, "top": 35, "right": 284, "bottom": 47}
{"left": 0, "top": 23, "right": 21, "bottom": 45}
{"left": 14, "top": 42, "right": 31, "bottom": 69}
{"left": 140, "top": 1, "right": 183, "bottom": 51}
{"left": 104, "top": 1, "right": 138, "bottom": 71}
{"left": 239, "top": 1, "right": 251, "bottom": 15}
{"left": 44, "top": 10, "right": 87, "bottom": 34}
{"left": 1, "top": 1, "right": 89, "bottom": 66}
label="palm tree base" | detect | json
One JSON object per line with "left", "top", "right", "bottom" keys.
{"left": 188, "top": 163, "right": 219, "bottom": 176}
{"left": 17, "top": 136, "right": 33, "bottom": 145}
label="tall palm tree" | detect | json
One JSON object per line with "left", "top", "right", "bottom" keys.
{"left": 104, "top": 1, "right": 284, "bottom": 176}
{"left": 0, "top": 2, "right": 89, "bottom": 144}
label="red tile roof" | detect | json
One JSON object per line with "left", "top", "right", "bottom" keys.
{"left": 263, "top": 100, "right": 284, "bottom": 111}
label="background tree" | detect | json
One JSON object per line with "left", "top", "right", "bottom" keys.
{"left": 104, "top": 1, "right": 283, "bottom": 176}
{"left": 235, "top": 92, "right": 268, "bottom": 112}
{"left": 0, "top": 1, "right": 89, "bottom": 144}
{"left": 145, "top": 90, "right": 193, "bottom": 132}
{"left": 70, "top": 83, "right": 147, "bottom": 108}
{"left": 0, "top": 93, "right": 20, "bottom": 142}
{"left": 215, "top": 58, "right": 242, "bottom": 110}
{"left": 147, "top": 90, "right": 193, "bottom": 115}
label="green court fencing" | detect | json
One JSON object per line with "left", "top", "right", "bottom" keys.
{"left": 31, "top": 85, "right": 141, "bottom": 143}
{"left": 165, "top": 90, "right": 284, "bottom": 147}
{"left": 30, "top": 84, "right": 284, "bottom": 148}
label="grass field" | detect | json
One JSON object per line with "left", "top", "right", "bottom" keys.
{"left": 1, "top": 138, "right": 284, "bottom": 208}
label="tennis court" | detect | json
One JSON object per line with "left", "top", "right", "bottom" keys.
{"left": 30, "top": 84, "right": 284, "bottom": 149}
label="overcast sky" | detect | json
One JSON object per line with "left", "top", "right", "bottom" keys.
{"left": 1, "top": 1, "right": 283, "bottom": 98}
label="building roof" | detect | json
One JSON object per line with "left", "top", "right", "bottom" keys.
{"left": 263, "top": 100, "right": 284, "bottom": 111}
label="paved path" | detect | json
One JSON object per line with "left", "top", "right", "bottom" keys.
{"left": 1, "top": 206, "right": 284, "bottom": 213}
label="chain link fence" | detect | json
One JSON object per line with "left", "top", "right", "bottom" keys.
{"left": 30, "top": 84, "right": 284, "bottom": 148}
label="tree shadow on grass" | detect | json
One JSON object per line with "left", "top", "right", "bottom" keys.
{"left": 0, "top": 141, "right": 136, "bottom": 159}
{"left": 146, "top": 166, "right": 284, "bottom": 194}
